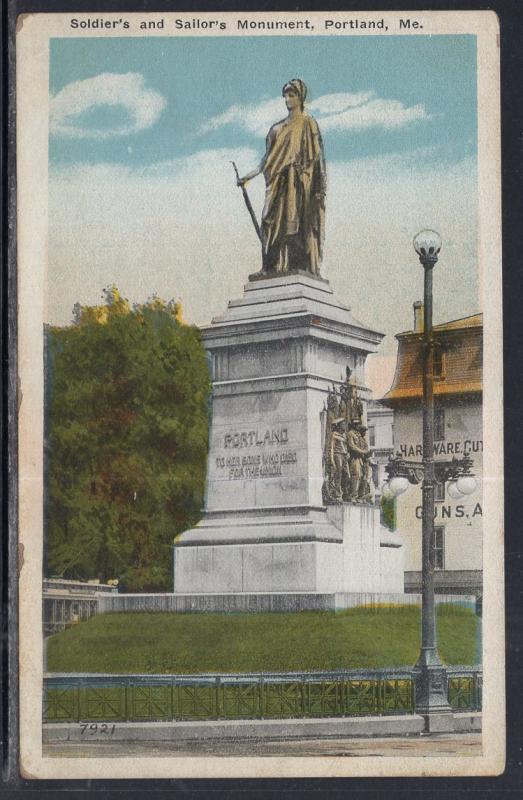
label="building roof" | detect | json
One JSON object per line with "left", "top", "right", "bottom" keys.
{"left": 382, "top": 313, "right": 483, "bottom": 404}
{"left": 433, "top": 313, "right": 483, "bottom": 331}
{"left": 396, "top": 313, "right": 483, "bottom": 337}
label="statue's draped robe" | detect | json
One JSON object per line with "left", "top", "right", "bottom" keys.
{"left": 261, "top": 113, "right": 326, "bottom": 274}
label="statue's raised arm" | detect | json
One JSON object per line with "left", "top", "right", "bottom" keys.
{"left": 238, "top": 79, "right": 326, "bottom": 277}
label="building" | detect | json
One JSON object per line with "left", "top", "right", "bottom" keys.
{"left": 43, "top": 578, "right": 119, "bottom": 635}
{"left": 367, "top": 399, "right": 394, "bottom": 497}
{"left": 381, "top": 305, "right": 483, "bottom": 598}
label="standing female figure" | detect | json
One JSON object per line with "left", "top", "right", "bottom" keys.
{"left": 238, "top": 79, "right": 326, "bottom": 275}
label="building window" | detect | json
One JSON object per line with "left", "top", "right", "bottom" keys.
{"left": 434, "top": 526, "right": 445, "bottom": 570}
{"left": 434, "top": 408, "right": 445, "bottom": 441}
{"left": 434, "top": 480, "right": 445, "bottom": 502}
{"left": 368, "top": 425, "right": 376, "bottom": 447}
{"left": 433, "top": 346, "right": 444, "bottom": 378}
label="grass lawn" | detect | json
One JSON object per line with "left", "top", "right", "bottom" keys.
{"left": 46, "top": 605, "right": 479, "bottom": 674}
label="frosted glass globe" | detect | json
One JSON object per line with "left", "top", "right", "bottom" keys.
{"left": 447, "top": 482, "right": 464, "bottom": 500}
{"left": 389, "top": 476, "right": 409, "bottom": 496}
{"left": 413, "top": 229, "right": 442, "bottom": 259}
{"left": 456, "top": 476, "right": 477, "bottom": 496}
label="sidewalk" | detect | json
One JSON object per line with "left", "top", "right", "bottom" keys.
{"left": 44, "top": 714, "right": 425, "bottom": 744}
{"left": 44, "top": 731, "right": 482, "bottom": 759}
{"left": 44, "top": 711, "right": 481, "bottom": 748}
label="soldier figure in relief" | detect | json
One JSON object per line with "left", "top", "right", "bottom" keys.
{"left": 329, "top": 419, "right": 351, "bottom": 502}
{"left": 357, "top": 423, "right": 374, "bottom": 504}
{"left": 347, "top": 420, "right": 371, "bottom": 503}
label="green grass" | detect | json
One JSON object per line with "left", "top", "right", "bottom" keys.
{"left": 46, "top": 605, "right": 479, "bottom": 674}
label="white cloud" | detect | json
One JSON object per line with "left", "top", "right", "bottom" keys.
{"left": 50, "top": 72, "right": 166, "bottom": 139}
{"left": 199, "top": 97, "right": 284, "bottom": 138}
{"left": 199, "top": 90, "right": 431, "bottom": 138}
{"left": 48, "top": 147, "right": 478, "bottom": 397}
{"left": 319, "top": 98, "right": 429, "bottom": 132}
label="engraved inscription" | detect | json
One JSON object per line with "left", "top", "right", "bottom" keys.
{"left": 224, "top": 428, "right": 288, "bottom": 448}
{"left": 215, "top": 428, "right": 297, "bottom": 480}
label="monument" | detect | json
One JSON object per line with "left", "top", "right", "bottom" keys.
{"left": 173, "top": 80, "right": 404, "bottom": 607}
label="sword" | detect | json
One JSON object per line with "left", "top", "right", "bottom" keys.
{"left": 230, "top": 161, "right": 262, "bottom": 242}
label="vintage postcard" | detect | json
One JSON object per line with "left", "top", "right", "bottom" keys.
{"left": 16, "top": 10, "right": 503, "bottom": 779}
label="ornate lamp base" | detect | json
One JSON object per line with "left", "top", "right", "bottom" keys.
{"left": 413, "top": 651, "right": 454, "bottom": 732}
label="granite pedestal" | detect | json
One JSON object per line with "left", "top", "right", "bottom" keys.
{"left": 174, "top": 273, "right": 404, "bottom": 600}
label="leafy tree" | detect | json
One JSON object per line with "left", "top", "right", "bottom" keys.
{"left": 45, "top": 287, "right": 211, "bottom": 591}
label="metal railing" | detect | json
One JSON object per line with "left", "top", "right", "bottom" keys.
{"left": 44, "top": 666, "right": 481, "bottom": 724}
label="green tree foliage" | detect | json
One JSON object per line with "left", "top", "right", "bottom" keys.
{"left": 45, "top": 287, "right": 211, "bottom": 592}
{"left": 380, "top": 495, "right": 396, "bottom": 532}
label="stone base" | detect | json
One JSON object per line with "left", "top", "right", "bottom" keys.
{"left": 419, "top": 711, "right": 456, "bottom": 734}
{"left": 100, "top": 590, "right": 476, "bottom": 614}
{"left": 174, "top": 539, "right": 342, "bottom": 594}
{"left": 248, "top": 268, "right": 330, "bottom": 284}
{"left": 174, "top": 503, "right": 404, "bottom": 596}
{"left": 174, "top": 274, "right": 392, "bottom": 601}
{"left": 99, "top": 590, "right": 472, "bottom": 615}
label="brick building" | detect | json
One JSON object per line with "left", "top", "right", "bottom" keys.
{"left": 381, "top": 307, "right": 483, "bottom": 598}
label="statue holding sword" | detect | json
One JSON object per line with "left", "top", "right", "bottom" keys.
{"left": 233, "top": 79, "right": 327, "bottom": 277}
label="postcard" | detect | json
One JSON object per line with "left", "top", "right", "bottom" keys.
{"left": 16, "top": 10, "right": 503, "bottom": 778}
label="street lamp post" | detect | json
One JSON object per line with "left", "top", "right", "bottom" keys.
{"left": 382, "top": 231, "right": 477, "bottom": 730}
{"left": 411, "top": 230, "right": 454, "bottom": 731}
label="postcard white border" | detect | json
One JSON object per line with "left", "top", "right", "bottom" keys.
{"left": 17, "top": 9, "right": 504, "bottom": 778}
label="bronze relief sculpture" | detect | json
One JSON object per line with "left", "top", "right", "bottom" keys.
{"left": 322, "top": 369, "right": 374, "bottom": 505}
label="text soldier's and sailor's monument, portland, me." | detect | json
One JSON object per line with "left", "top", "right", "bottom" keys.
{"left": 173, "top": 80, "right": 405, "bottom": 605}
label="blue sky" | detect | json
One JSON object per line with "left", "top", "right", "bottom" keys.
{"left": 50, "top": 35, "right": 476, "bottom": 167}
{"left": 48, "top": 34, "right": 478, "bottom": 395}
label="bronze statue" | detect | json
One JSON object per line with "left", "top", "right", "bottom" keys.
{"left": 356, "top": 423, "right": 374, "bottom": 504}
{"left": 322, "top": 373, "right": 375, "bottom": 504}
{"left": 329, "top": 419, "right": 351, "bottom": 503}
{"left": 238, "top": 79, "right": 326, "bottom": 276}
{"left": 346, "top": 421, "right": 371, "bottom": 504}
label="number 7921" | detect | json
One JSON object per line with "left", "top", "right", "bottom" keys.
{"left": 79, "top": 722, "right": 116, "bottom": 736}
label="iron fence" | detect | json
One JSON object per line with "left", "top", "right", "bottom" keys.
{"left": 44, "top": 666, "right": 481, "bottom": 724}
